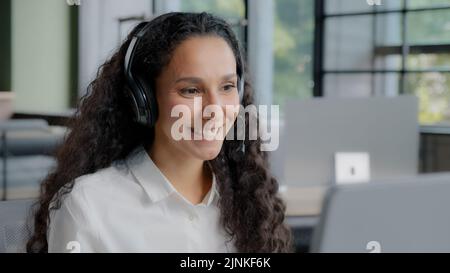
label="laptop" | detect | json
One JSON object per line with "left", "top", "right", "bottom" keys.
{"left": 282, "top": 95, "right": 419, "bottom": 187}
{"left": 311, "top": 173, "right": 450, "bottom": 252}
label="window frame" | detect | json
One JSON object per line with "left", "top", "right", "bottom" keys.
{"left": 313, "top": 0, "right": 450, "bottom": 97}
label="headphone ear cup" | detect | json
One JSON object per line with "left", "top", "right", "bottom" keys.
{"left": 135, "top": 75, "right": 158, "bottom": 127}
{"left": 124, "top": 88, "right": 141, "bottom": 123}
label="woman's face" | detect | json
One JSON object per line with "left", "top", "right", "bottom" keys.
{"left": 154, "top": 36, "right": 240, "bottom": 160}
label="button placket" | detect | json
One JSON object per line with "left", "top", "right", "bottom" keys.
{"left": 188, "top": 213, "right": 195, "bottom": 222}
{"left": 187, "top": 209, "right": 198, "bottom": 223}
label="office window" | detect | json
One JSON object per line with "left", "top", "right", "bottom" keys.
{"left": 317, "top": 0, "right": 450, "bottom": 125}
{"left": 273, "top": 0, "right": 315, "bottom": 106}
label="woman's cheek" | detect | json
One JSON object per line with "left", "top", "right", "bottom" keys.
{"left": 160, "top": 99, "right": 183, "bottom": 135}
{"left": 164, "top": 99, "right": 196, "bottom": 139}
{"left": 221, "top": 110, "right": 236, "bottom": 138}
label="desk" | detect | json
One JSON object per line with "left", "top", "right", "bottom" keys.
{"left": 280, "top": 186, "right": 327, "bottom": 217}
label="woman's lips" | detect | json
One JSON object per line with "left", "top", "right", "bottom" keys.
{"left": 189, "top": 126, "right": 222, "bottom": 140}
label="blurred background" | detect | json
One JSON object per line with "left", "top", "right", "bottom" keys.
{"left": 1, "top": 0, "right": 450, "bottom": 253}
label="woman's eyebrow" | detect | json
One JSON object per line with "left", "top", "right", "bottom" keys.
{"left": 174, "top": 77, "right": 202, "bottom": 84}
{"left": 174, "top": 73, "right": 237, "bottom": 84}
{"left": 221, "top": 73, "right": 238, "bottom": 81}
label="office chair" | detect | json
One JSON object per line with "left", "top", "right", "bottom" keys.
{"left": 0, "top": 199, "right": 35, "bottom": 253}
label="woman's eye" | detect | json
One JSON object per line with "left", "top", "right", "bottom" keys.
{"left": 180, "top": 87, "right": 201, "bottom": 96}
{"left": 223, "top": 84, "right": 236, "bottom": 92}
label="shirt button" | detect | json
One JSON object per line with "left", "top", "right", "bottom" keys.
{"left": 188, "top": 213, "right": 197, "bottom": 221}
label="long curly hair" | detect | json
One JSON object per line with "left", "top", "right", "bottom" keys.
{"left": 27, "top": 12, "right": 293, "bottom": 253}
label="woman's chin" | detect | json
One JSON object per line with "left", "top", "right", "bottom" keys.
{"left": 191, "top": 140, "right": 223, "bottom": 160}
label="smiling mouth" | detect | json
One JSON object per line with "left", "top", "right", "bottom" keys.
{"left": 189, "top": 126, "right": 222, "bottom": 139}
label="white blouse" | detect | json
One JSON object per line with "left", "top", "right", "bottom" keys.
{"left": 48, "top": 145, "right": 235, "bottom": 253}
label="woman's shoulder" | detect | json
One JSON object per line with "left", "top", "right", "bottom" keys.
{"left": 74, "top": 162, "right": 126, "bottom": 187}
{"left": 69, "top": 161, "right": 130, "bottom": 198}
{"left": 49, "top": 161, "right": 132, "bottom": 223}
{"left": 46, "top": 165, "right": 129, "bottom": 251}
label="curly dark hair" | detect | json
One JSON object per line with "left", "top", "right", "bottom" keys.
{"left": 27, "top": 12, "right": 293, "bottom": 253}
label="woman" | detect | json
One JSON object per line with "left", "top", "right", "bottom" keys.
{"left": 27, "top": 12, "right": 293, "bottom": 253}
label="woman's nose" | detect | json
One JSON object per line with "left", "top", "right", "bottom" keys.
{"left": 203, "top": 88, "right": 222, "bottom": 107}
{"left": 202, "top": 89, "right": 225, "bottom": 123}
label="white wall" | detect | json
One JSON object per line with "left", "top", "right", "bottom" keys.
{"left": 78, "top": 0, "right": 152, "bottom": 96}
{"left": 12, "top": 0, "right": 71, "bottom": 113}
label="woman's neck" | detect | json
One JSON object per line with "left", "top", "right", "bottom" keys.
{"left": 147, "top": 139, "right": 213, "bottom": 205}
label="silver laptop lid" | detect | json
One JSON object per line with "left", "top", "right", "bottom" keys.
{"left": 312, "top": 173, "right": 450, "bottom": 253}
{"left": 283, "top": 95, "right": 418, "bottom": 187}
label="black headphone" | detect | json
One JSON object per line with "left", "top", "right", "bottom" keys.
{"left": 124, "top": 21, "right": 245, "bottom": 128}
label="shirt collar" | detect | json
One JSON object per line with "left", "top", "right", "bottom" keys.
{"left": 125, "top": 146, "right": 220, "bottom": 206}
